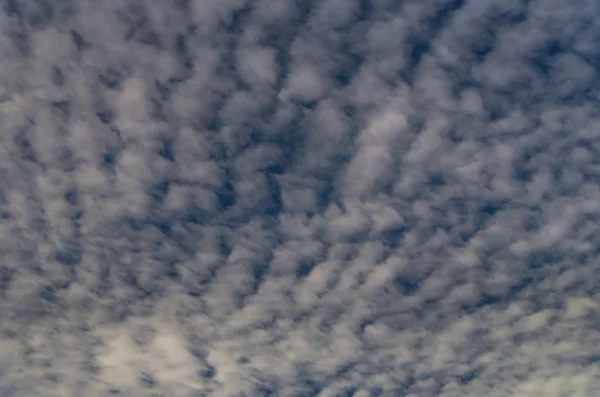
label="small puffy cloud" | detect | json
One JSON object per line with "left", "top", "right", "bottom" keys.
{"left": 0, "top": 0, "right": 599, "bottom": 396}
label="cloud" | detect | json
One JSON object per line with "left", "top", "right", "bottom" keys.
{"left": 0, "top": 0, "right": 599, "bottom": 396}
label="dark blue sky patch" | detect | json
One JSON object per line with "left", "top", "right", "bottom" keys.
{"left": 291, "top": 364, "right": 322, "bottom": 397}
{"left": 394, "top": 275, "right": 420, "bottom": 296}
{"left": 219, "top": 3, "right": 253, "bottom": 34}
{"left": 406, "top": 35, "right": 430, "bottom": 74}
{"left": 295, "top": 260, "right": 314, "bottom": 279}
{"left": 427, "top": 172, "right": 446, "bottom": 190}
{"left": 2, "top": 0, "right": 21, "bottom": 19}
{"left": 0, "top": 266, "right": 14, "bottom": 297}
{"left": 64, "top": 188, "right": 78, "bottom": 206}
{"left": 51, "top": 100, "right": 72, "bottom": 119}
{"left": 251, "top": 262, "right": 269, "bottom": 293}
{"left": 50, "top": 65, "right": 66, "bottom": 86}
{"left": 333, "top": 48, "right": 363, "bottom": 88}
{"left": 139, "top": 372, "right": 157, "bottom": 388}
{"left": 154, "top": 79, "right": 171, "bottom": 101}
{"left": 528, "top": 248, "right": 565, "bottom": 272}
{"left": 8, "top": 29, "right": 30, "bottom": 56}
{"left": 157, "top": 138, "right": 174, "bottom": 162}
{"left": 198, "top": 366, "right": 215, "bottom": 380}
{"left": 253, "top": 382, "right": 276, "bottom": 397}
{"left": 173, "top": 32, "right": 194, "bottom": 72}
{"left": 149, "top": 101, "right": 168, "bottom": 123}
{"left": 263, "top": 172, "right": 283, "bottom": 218}
{"left": 191, "top": 99, "right": 226, "bottom": 135}
{"left": 13, "top": 133, "right": 37, "bottom": 163}
{"left": 379, "top": 225, "right": 407, "bottom": 248}
{"left": 173, "top": 32, "right": 189, "bottom": 60}
{"left": 293, "top": 0, "right": 317, "bottom": 28}
{"left": 401, "top": 0, "right": 466, "bottom": 82}
{"left": 475, "top": 291, "right": 505, "bottom": 308}
{"left": 178, "top": 204, "right": 212, "bottom": 226}
{"left": 69, "top": 30, "right": 88, "bottom": 51}
{"left": 54, "top": 246, "right": 81, "bottom": 267}
{"left": 216, "top": 171, "right": 237, "bottom": 211}
{"left": 471, "top": 201, "right": 504, "bottom": 233}
{"left": 22, "top": 0, "right": 53, "bottom": 30}
{"left": 356, "top": 0, "right": 373, "bottom": 22}
{"left": 427, "top": 0, "right": 466, "bottom": 29}
{"left": 529, "top": 39, "right": 567, "bottom": 76}
{"left": 138, "top": 29, "right": 162, "bottom": 48}
{"left": 101, "top": 151, "right": 116, "bottom": 169}
{"left": 98, "top": 67, "right": 125, "bottom": 90}
{"left": 512, "top": 146, "right": 544, "bottom": 183}
{"left": 471, "top": 28, "right": 496, "bottom": 63}
{"left": 118, "top": 3, "right": 163, "bottom": 49}
{"left": 38, "top": 284, "right": 58, "bottom": 302}
{"left": 478, "top": 202, "right": 501, "bottom": 216}
{"left": 470, "top": 5, "right": 529, "bottom": 64}
{"left": 44, "top": 372, "right": 61, "bottom": 384}
{"left": 95, "top": 109, "right": 114, "bottom": 125}
{"left": 457, "top": 368, "right": 479, "bottom": 385}
{"left": 490, "top": 3, "right": 529, "bottom": 25}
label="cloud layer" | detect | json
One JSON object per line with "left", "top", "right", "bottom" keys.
{"left": 0, "top": 0, "right": 599, "bottom": 396}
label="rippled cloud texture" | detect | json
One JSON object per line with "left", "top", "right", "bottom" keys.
{"left": 1, "top": 0, "right": 600, "bottom": 396}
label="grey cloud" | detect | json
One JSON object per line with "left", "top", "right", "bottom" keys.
{"left": 1, "top": 0, "right": 600, "bottom": 396}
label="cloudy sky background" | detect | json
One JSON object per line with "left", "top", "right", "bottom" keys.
{"left": 1, "top": 0, "right": 600, "bottom": 396}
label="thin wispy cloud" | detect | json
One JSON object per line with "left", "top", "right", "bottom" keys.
{"left": 0, "top": 0, "right": 599, "bottom": 396}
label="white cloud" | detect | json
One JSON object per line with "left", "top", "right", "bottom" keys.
{"left": 0, "top": 0, "right": 599, "bottom": 396}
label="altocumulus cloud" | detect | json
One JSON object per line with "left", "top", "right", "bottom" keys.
{"left": 0, "top": 0, "right": 599, "bottom": 396}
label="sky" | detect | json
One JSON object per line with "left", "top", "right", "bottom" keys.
{"left": 0, "top": 0, "right": 599, "bottom": 396}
